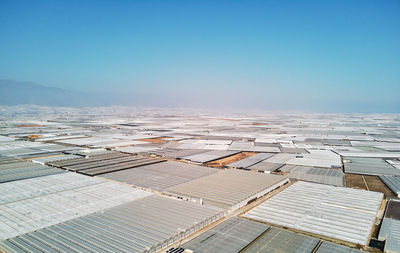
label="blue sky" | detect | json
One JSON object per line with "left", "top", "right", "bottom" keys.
{"left": 0, "top": 0, "right": 399, "bottom": 112}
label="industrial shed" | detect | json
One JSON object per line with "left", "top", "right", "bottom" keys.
{"left": 0, "top": 143, "right": 80, "bottom": 159}
{"left": 316, "top": 242, "right": 364, "bottom": 253}
{"left": 164, "top": 169, "right": 288, "bottom": 210}
{"left": 181, "top": 150, "right": 239, "bottom": 164}
{"left": 0, "top": 148, "right": 59, "bottom": 159}
{"left": 114, "top": 146, "right": 159, "bottom": 154}
{"left": 228, "top": 140, "right": 255, "bottom": 151}
{"left": 0, "top": 161, "right": 65, "bottom": 183}
{"left": 285, "top": 150, "right": 342, "bottom": 169}
{"left": 244, "top": 181, "right": 383, "bottom": 246}
{"left": 47, "top": 151, "right": 128, "bottom": 168}
{"left": 0, "top": 155, "right": 21, "bottom": 165}
{"left": 182, "top": 217, "right": 269, "bottom": 253}
{"left": 343, "top": 157, "right": 400, "bottom": 176}
{"left": 226, "top": 153, "right": 274, "bottom": 169}
{"left": 254, "top": 146, "right": 281, "bottom": 153}
{"left": 31, "top": 154, "right": 80, "bottom": 165}
{"left": 0, "top": 172, "right": 152, "bottom": 240}
{"left": 100, "top": 161, "right": 218, "bottom": 191}
{"left": 379, "top": 175, "right": 400, "bottom": 197}
{"left": 149, "top": 148, "right": 209, "bottom": 159}
{"left": 243, "top": 227, "right": 320, "bottom": 253}
{"left": 336, "top": 151, "right": 400, "bottom": 158}
{"left": 246, "top": 162, "right": 284, "bottom": 173}
{"left": 261, "top": 153, "right": 297, "bottom": 164}
{"left": 0, "top": 195, "right": 224, "bottom": 253}
{"left": 279, "top": 165, "right": 344, "bottom": 186}
{"left": 56, "top": 136, "right": 154, "bottom": 148}
{"left": 280, "top": 147, "right": 308, "bottom": 154}
{"left": 48, "top": 152, "right": 166, "bottom": 176}
{"left": 378, "top": 199, "right": 400, "bottom": 253}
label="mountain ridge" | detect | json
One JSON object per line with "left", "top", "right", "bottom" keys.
{"left": 0, "top": 79, "right": 107, "bottom": 107}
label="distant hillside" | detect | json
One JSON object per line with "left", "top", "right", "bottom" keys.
{"left": 0, "top": 79, "right": 107, "bottom": 107}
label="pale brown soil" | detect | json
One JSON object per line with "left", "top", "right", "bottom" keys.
{"left": 345, "top": 174, "right": 394, "bottom": 197}
{"left": 364, "top": 175, "right": 394, "bottom": 197}
{"left": 138, "top": 137, "right": 167, "bottom": 143}
{"left": 16, "top": 124, "right": 41, "bottom": 127}
{"left": 205, "top": 152, "right": 258, "bottom": 168}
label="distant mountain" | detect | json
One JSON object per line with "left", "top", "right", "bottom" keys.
{"left": 0, "top": 79, "right": 109, "bottom": 107}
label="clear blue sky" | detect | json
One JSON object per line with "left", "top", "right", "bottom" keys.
{"left": 0, "top": 0, "right": 399, "bottom": 112}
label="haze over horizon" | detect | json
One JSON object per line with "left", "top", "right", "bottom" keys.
{"left": 0, "top": 1, "right": 399, "bottom": 113}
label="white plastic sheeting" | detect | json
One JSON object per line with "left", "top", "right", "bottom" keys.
{"left": 182, "top": 150, "right": 239, "bottom": 164}
{"left": 31, "top": 154, "right": 80, "bottom": 165}
{"left": 228, "top": 141, "right": 255, "bottom": 151}
{"left": 226, "top": 153, "right": 274, "bottom": 168}
{"left": 280, "top": 165, "right": 344, "bottom": 187}
{"left": 379, "top": 175, "right": 400, "bottom": 197}
{"left": 254, "top": 146, "right": 281, "bottom": 153}
{"left": 286, "top": 150, "right": 342, "bottom": 168}
{"left": 262, "top": 150, "right": 342, "bottom": 168}
{"left": 0, "top": 195, "right": 224, "bottom": 253}
{"left": 378, "top": 199, "right": 400, "bottom": 253}
{"left": 0, "top": 173, "right": 152, "bottom": 240}
{"left": 164, "top": 169, "right": 288, "bottom": 210}
{"left": 244, "top": 181, "right": 383, "bottom": 245}
{"left": 336, "top": 151, "right": 400, "bottom": 158}
{"left": 378, "top": 217, "right": 400, "bottom": 253}
{"left": 343, "top": 157, "right": 400, "bottom": 176}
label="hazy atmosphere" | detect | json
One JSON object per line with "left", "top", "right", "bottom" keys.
{"left": 1, "top": 2, "right": 400, "bottom": 252}
{"left": 0, "top": 0, "right": 399, "bottom": 112}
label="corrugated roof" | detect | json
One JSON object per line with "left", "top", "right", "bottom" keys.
{"left": 182, "top": 150, "right": 239, "bottom": 164}
{"left": 100, "top": 161, "right": 218, "bottom": 191}
{"left": 149, "top": 148, "right": 209, "bottom": 159}
{"left": 182, "top": 217, "right": 269, "bottom": 253}
{"left": 262, "top": 153, "right": 297, "bottom": 164}
{"left": 0, "top": 148, "right": 59, "bottom": 158}
{"left": 336, "top": 151, "right": 400, "bottom": 158}
{"left": 378, "top": 199, "right": 400, "bottom": 253}
{"left": 0, "top": 156, "right": 22, "bottom": 165}
{"left": 243, "top": 227, "right": 320, "bottom": 253}
{"left": 279, "top": 147, "right": 308, "bottom": 154}
{"left": 254, "top": 146, "right": 281, "bottom": 153}
{"left": 79, "top": 158, "right": 166, "bottom": 176}
{"left": 228, "top": 141, "right": 255, "bottom": 152}
{"left": 164, "top": 169, "right": 288, "bottom": 210}
{"left": 246, "top": 162, "right": 283, "bottom": 173}
{"left": 48, "top": 152, "right": 166, "bottom": 176}
{"left": 285, "top": 151, "right": 342, "bottom": 169}
{"left": 378, "top": 175, "right": 400, "bottom": 197}
{"left": 31, "top": 154, "right": 80, "bottom": 165}
{"left": 47, "top": 152, "right": 129, "bottom": 167}
{"left": 0, "top": 161, "right": 65, "bottom": 183}
{"left": 0, "top": 195, "right": 224, "bottom": 253}
{"left": 316, "top": 242, "right": 364, "bottom": 253}
{"left": 114, "top": 146, "right": 159, "bottom": 154}
{"left": 226, "top": 153, "right": 274, "bottom": 168}
{"left": 244, "top": 181, "right": 383, "bottom": 245}
{"left": 378, "top": 218, "right": 400, "bottom": 253}
{"left": 280, "top": 165, "right": 344, "bottom": 187}
{"left": 0, "top": 143, "right": 80, "bottom": 159}
{"left": 0, "top": 172, "right": 152, "bottom": 240}
{"left": 343, "top": 157, "right": 400, "bottom": 176}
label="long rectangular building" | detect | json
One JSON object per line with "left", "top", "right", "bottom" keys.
{"left": 100, "top": 161, "right": 218, "bottom": 191}
{"left": 0, "top": 195, "right": 224, "bottom": 253}
{"left": 244, "top": 181, "right": 383, "bottom": 246}
{"left": 0, "top": 173, "right": 152, "bottom": 240}
{"left": 164, "top": 169, "right": 288, "bottom": 210}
